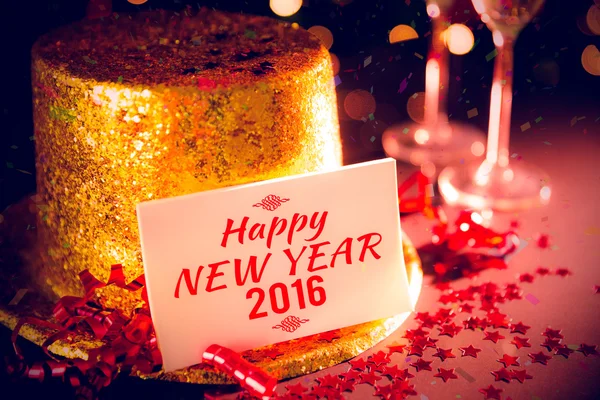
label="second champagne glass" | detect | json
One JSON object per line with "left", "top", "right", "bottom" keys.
{"left": 438, "top": 0, "right": 551, "bottom": 211}
{"left": 382, "top": 0, "right": 486, "bottom": 170}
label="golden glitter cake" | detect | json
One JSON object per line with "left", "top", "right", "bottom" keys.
{"left": 31, "top": 8, "right": 342, "bottom": 312}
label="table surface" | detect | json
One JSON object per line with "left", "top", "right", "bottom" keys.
{"left": 1, "top": 107, "right": 599, "bottom": 400}
{"left": 268, "top": 118, "right": 600, "bottom": 399}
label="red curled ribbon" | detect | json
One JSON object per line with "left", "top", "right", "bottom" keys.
{"left": 202, "top": 344, "right": 277, "bottom": 399}
{"left": 8, "top": 264, "right": 160, "bottom": 399}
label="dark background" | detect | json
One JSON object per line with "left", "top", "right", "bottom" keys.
{"left": 0, "top": 0, "right": 599, "bottom": 398}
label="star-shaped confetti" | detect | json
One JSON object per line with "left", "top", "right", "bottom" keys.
{"left": 348, "top": 358, "right": 369, "bottom": 371}
{"left": 386, "top": 344, "right": 406, "bottom": 355}
{"left": 594, "top": 285, "right": 600, "bottom": 294}
{"left": 438, "top": 322, "right": 462, "bottom": 337}
{"left": 415, "top": 312, "right": 437, "bottom": 328}
{"left": 542, "top": 328, "right": 564, "bottom": 339}
{"left": 535, "top": 233, "right": 550, "bottom": 248}
{"left": 407, "top": 345, "right": 424, "bottom": 357}
{"left": 338, "top": 379, "right": 356, "bottom": 393}
{"left": 285, "top": 382, "right": 308, "bottom": 396}
{"left": 463, "top": 316, "right": 488, "bottom": 331}
{"left": 577, "top": 343, "right": 599, "bottom": 357}
{"left": 340, "top": 369, "right": 361, "bottom": 381}
{"left": 435, "top": 308, "right": 456, "bottom": 324}
{"left": 554, "top": 345, "right": 574, "bottom": 359}
{"left": 509, "top": 321, "right": 531, "bottom": 335}
{"left": 497, "top": 354, "right": 520, "bottom": 367}
{"left": 262, "top": 348, "right": 284, "bottom": 360}
{"left": 535, "top": 266, "right": 550, "bottom": 276}
{"left": 458, "top": 303, "right": 475, "bottom": 313}
{"left": 433, "top": 347, "right": 456, "bottom": 362}
{"left": 412, "top": 336, "right": 438, "bottom": 349}
{"left": 373, "top": 383, "right": 394, "bottom": 398}
{"left": 479, "top": 385, "right": 503, "bottom": 400}
{"left": 487, "top": 311, "right": 510, "bottom": 329}
{"left": 381, "top": 364, "right": 412, "bottom": 380}
{"left": 459, "top": 345, "right": 482, "bottom": 358}
{"left": 315, "top": 374, "right": 340, "bottom": 388}
{"left": 403, "top": 327, "right": 429, "bottom": 340}
{"left": 368, "top": 351, "right": 391, "bottom": 367}
{"left": 434, "top": 367, "right": 458, "bottom": 382}
{"left": 541, "top": 337, "right": 562, "bottom": 351}
{"left": 484, "top": 330, "right": 506, "bottom": 343}
{"left": 518, "top": 273, "right": 535, "bottom": 283}
{"left": 410, "top": 358, "right": 433, "bottom": 372}
{"left": 555, "top": 268, "right": 572, "bottom": 277}
{"left": 490, "top": 367, "right": 512, "bottom": 382}
{"left": 510, "top": 336, "right": 531, "bottom": 349}
{"left": 318, "top": 330, "right": 341, "bottom": 342}
{"left": 391, "top": 380, "right": 418, "bottom": 397}
{"left": 529, "top": 351, "right": 552, "bottom": 365}
{"left": 510, "top": 369, "right": 533, "bottom": 383}
{"left": 358, "top": 371, "right": 382, "bottom": 386}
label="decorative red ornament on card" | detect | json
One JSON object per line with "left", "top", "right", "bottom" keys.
{"left": 202, "top": 344, "right": 277, "bottom": 399}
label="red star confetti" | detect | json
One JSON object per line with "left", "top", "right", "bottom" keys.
{"left": 509, "top": 321, "right": 531, "bottom": 335}
{"left": 340, "top": 369, "right": 361, "bottom": 381}
{"left": 594, "top": 285, "right": 600, "bottom": 294}
{"left": 368, "top": 351, "right": 391, "bottom": 367}
{"left": 403, "top": 327, "right": 429, "bottom": 340}
{"left": 518, "top": 273, "right": 535, "bottom": 283}
{"left": 285, "top": 382, "right": 308, "bottom": 396}
{"left": 457, "top": 290, "right": 476, "bottom": 302}
{"left": 487, "top": 311, "right": 511, "bottom": 328}
{"left": 510, "top": 369, "right": 533, "bottom": 383}
{"left": 484, "top": 330, "right": 506, "bottom": 343}
{"left": 438, "top": 322, "right": 462, "bottom": 337}
{"left": 535, "top": 233, "right": 551, "bottom": 248}
{"left": 348, "top": 358, "right": 369, "bottom": 371}
{"left": 536, "top": 266, "right": 550, "bottom": 276}
{"left": 338, "top": 379, "right": 356, "bottom": 393}
{"left": 458, "top": 303, "right": 475, "bottom": 313}
{"left": 554, "top": 345, "right": 574, "bottom": 358}
{"left": 373, "top": 383, "right": 394, "bottom": 398}
{"left": 490, "top": 367, "right": 512, "bottom": 382}
{"left": 497, "top": 354, "right": 520, "bottom": 367}
{"left": 381, "top": 364, "right": 413, "bottom": 380}
{"left": 315, "top": 374, "right": 340, "bottom": 388}
{"left": 479, "top": 385, "right": 503, "bottom": 400}
{"left": 407, "top": 345, "right": 424, "bottom": 357}
{"left": 434, "top": 308, "right": 456, "bottom": 324}
{"left": 358, "top": 371, "right": 383, "bottom": 386}
{"left": 463, "top": 316, "right": 488, "bottom": 331}
{"left": 386, "top": 344, "right": 406, "bottom": 354}
{"left": 459, "top": 345, "right": 482, "bottom": 358}
{"left": 412, "top": 336, "right": 437, "bottom": 349}
{"left": 434, "top": 367, "right": 458, "bottom": 382}
{"left": 410, "top": 358, "right": 433, "bottom": 372}
{"left": 262, "top": 348, "right": 284, "bottom": 360}
{"left": 311, "top": 386, "right": 343, "bottom": 400}
{"left": 391, "top": 380, "right": 418, "bottom": 397}
{"left": 555, "top": 268, "right": 572, "bottom": 277}
{"left": 439, "top": 293, "right": 459, "bottom": 304}
{"left": 511, "top": 336, "right": 531, "bottom": 349}
{"left": 433, "top": 347, "right": 456, "bottom": 362}
{"left": 415, "top": 312, "right": 437, "bottom": 328}
{"left": 577, "top": 344, "right": 599, "bottom": 357}
{"left": 541, "top": 337, "right": 563, "bottom": 351}
{"left": 529, "top": 351, "right": 552, "bottom": 365}
{"left": 318, "top": 330, "right": 342, "bottom": 342}
{"left": 510, "top": 220, "right": 520, "bottom": 229}
{"left": 542, "top": 328, "right": 564, "bottom": 339}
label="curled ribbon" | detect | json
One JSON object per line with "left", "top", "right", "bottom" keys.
{"left": 8, "top": 264, "right": 161, "bottom": 399}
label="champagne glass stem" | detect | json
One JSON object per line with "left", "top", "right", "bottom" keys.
{"left": 425, "top": 12, "right": 450, "bottom": 132}
{"left": 486, "top": 34, "right": 514, "bottom": 168}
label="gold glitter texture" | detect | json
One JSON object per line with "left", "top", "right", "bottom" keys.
{"left": 30, "top": 9, "right": 342, "bottom": 310}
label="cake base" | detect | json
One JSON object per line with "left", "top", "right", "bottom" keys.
{"left": 0, "top": 194, "right": 423, "bottom": 384}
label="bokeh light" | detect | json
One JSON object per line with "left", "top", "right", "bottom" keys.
{"left": 330, "top": 53, "right": 340, "bottom": 76}
{"left": 270, "top": 0, "right": 302, "bottom": 17}
{"left": 587, "top": 5, "right": 600, "bottom": 35}
{"left": 414, "top": 128, "right": 430, "bottom": 145}
{"left": 427, "top": 4, "right": 441, "bottom": 18}
{"left": 420, "top": 161, "right": 436, "bottom": 178}
{"left": 471, "top": 141, "right": 485, "bottom": 157}
{"left": 308, "top": 26, "right": 334, "bottom": 49}
{"left": 127, "top": 0, "right": 148, "bottom": 4}
{"left": 389, "top": 25, "right": 419, "bottom": 44}
{"left": 406, "top": 92, "right": 425, "bottom": 124}
{"left": 445, "top": 24, "right": 475, "bottom": 55}
{"left": 344, "top": 89, "right": 376, "bottom": 120}
{"left": 581, "top": 45, "right": 600, "bottom": 76}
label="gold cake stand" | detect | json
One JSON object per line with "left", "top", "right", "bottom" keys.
{"left": 0, "top": 195, "right": 423, "bottom": 384}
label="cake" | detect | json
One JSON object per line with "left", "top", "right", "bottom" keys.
{"left": 31, "top": 8, "right": 342, "bottom": 313}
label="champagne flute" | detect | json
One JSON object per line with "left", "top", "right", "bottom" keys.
{"left": 438, "top": 0, "right": 551, "bottom": 211}
{"left": 382, "top": 0, "right": 486, "bottom": 172}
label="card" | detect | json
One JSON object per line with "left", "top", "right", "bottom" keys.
{"left": 137, "top": 158, "right": 412, "bottom": 372}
